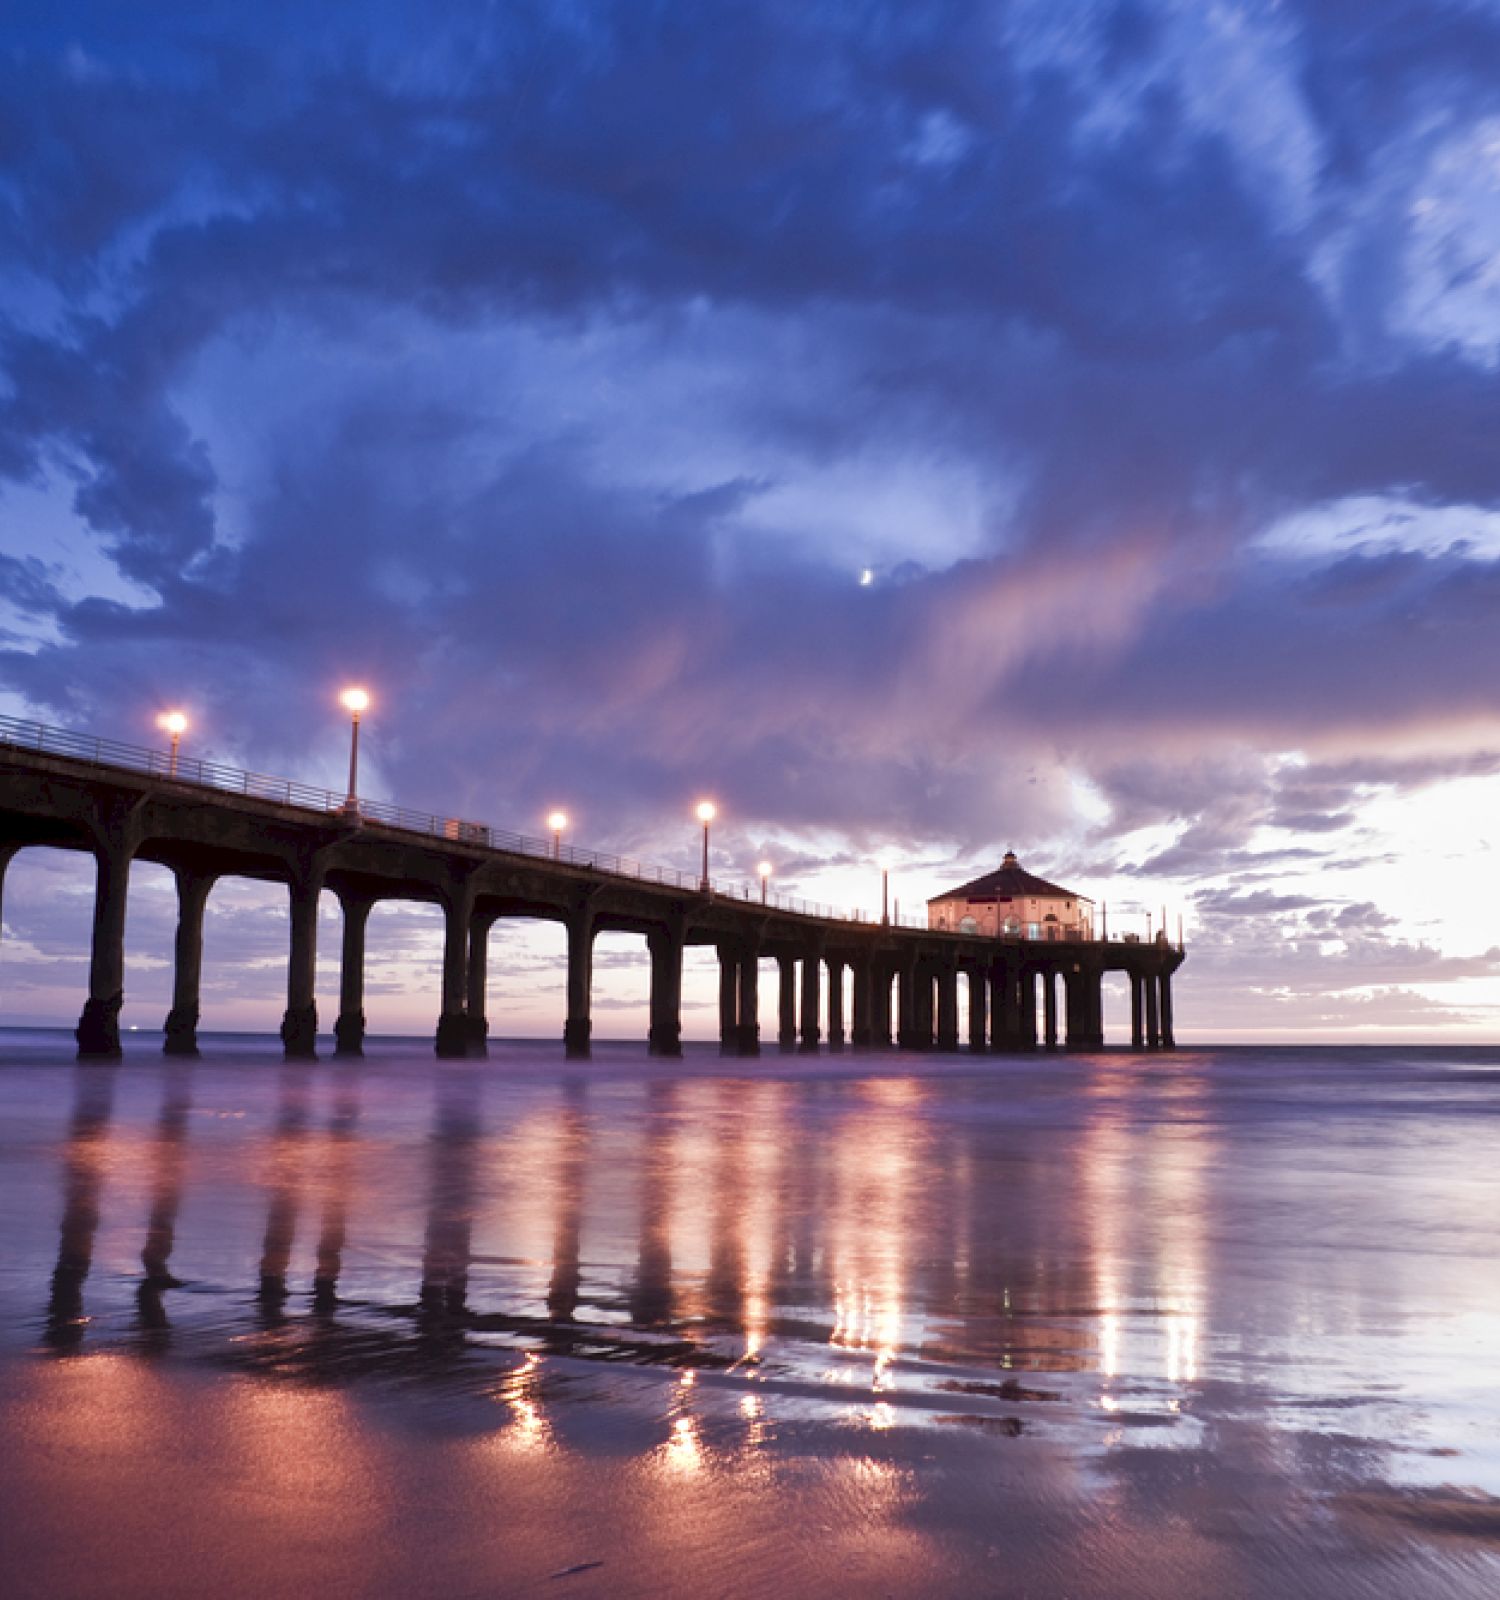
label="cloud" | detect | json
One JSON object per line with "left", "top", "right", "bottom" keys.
{"left": 5, "top": 3, "right": 1500, "bottom": 1033}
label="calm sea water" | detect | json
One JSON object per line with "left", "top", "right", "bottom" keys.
{"left": 1, "top": 1031, "right": 1498, "bottom": 1598}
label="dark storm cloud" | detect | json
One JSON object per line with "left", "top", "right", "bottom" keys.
{"left": 3, "top": 0, "right": 1500, "bottom": 892}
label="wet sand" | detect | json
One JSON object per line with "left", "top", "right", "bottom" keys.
{"left": 1, "top": 1034, "right": 1498, "bottom": 1598}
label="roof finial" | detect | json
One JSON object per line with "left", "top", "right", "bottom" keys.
{"left": 1002, "top": 848, "right": 1018, "bottom": 867}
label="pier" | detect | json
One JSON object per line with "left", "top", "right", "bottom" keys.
{"left": 0, "top": 716, "right": 1183, "bottom": 1061}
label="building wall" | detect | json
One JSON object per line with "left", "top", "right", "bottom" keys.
{"left": 928, "top": 893, "right": 1093, "bottom": 940}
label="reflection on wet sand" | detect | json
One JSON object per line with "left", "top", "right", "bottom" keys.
{"left": 313, "top": 1063, "right": 362, "bottom": 1312}
{"left": 25, "top": 1053, "right": 1498, "bottom": 1456}
{"left": 137, "top": 1061, "right": 194, "bottom": 1337}
{"left": 18, "top": 1044, "right": 1500, "bottom": 1598}
{"left": 545, "top": 1081, "right": 588, "bottom": 1324}
{"left": 19, "top": 1049, "right": 1330, "bottom": 1448}
{"left": 37, "top": 1055, "right": 1227, "bottom": 1412}
{"left": 630, "top": 1080, "right": 677, "bottom": 1329}
{"left": 46, "top": 1065, "right": 117, "bottom": 1351}
{"left": 257, "top": 1064, "right": 313, "bottom": 1317}
{"left": 420, "top": 1065, "right": 481, "bottom": 1318}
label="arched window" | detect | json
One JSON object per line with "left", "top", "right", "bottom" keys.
{"left": 959, "top": 915, "right": 979, "bottom": 935}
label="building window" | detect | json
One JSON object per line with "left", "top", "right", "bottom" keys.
{"left": 959, "top": 915, "right": 978, "bottom": 935}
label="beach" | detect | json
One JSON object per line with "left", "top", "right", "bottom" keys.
{"left": 2, "top": 1034, "right": 1498, "bottom": 1598}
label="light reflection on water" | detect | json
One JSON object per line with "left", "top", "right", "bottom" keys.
{"left": 3, "top": 1034, "right": 1500, "bottom": 1597}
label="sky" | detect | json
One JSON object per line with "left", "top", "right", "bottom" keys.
{"left": 3, "top": 0, "right": 1500, "bottom": 1042}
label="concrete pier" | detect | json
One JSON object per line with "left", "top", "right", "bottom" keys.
{"left": 0, "top": 731, "right": 1185, "bottom": 1060}
{"left": 334, "top": 893, "right": 373, "bottom": 1057}
{"left": 163, "top": 868, "right": 216, "bottom": 1057}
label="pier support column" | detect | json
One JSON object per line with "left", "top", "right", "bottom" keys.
{"left": 465, "top": 911, "right": 496, "bottom": 1056}
{"left": 736, "top": 944, "right": 761, "bottom": 1057}
{"left": 1076, "top": 970, "right": 1100, "bottom": 1049}
{"left": 280, "top": 869, "right": 323, "bottom": 1059}
{"left": 879, "top": 963, "right": 897, "bottom": 1046}
{"left": 936, "top": 964, "right": 960, "bottom": 1052}
{"left": 647, "top": 924, "right": 684, "bottom": 1058}
{"left": 1064, "top": 969, "right": 1083, "bottom": 1049}
{"left": 777, "top": 955, "right": 798, "bottom": 1052}
{"left": 333, "top": 894, "right": 374, "bottom": 1057}
{"left": 1144, "top": 970, "right": 1161, "bottom": 1050}
{"left": 435, "top": 885, "right": 474, "bottom": 1059}
{"left": 990, "top": 963, "right": 1013, "bottom": 1052}
{"left": 718, "top": 945, "right": 738, "bottom": 1055}
{"left": 1019, "top": 969, "right": 1038, "bottom": 1049}
{"left": 76, "top": 842, "right": 133, "bottom": 1060}
{"left": 163, "top": 869, "right": 216, "bottom": 1056}
{"left": 896, "top": 960, "right": 917, "bottom": 1049}
{"left": 967, "top": 967, "right": 987, "bottom": 1051}
{"left": 1160, "top": 972, "right": 1175, "bottom": 1049}
{"left": 914, "top": 960, "right": 933, "bottom": 1049}
{"left": 563, "top": 907, "right": 595, "bottom": 1060}
{"left": 799, "top": 945, "right": 822, "bottom": 1052}
{"left": 827, "top": 958, "right": 845, "bottom": 1050}
{"left": 0, "top": 842, "right": 19, "bottom": 978}
{"left": 850, "top": 957, "right": 873, "bottom": 1048}
{"left": 1131, "top": 973, "right": 1144, "bottom": 1050}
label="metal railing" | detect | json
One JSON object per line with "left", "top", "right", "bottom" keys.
{"left": 0, "top": 714, "right": 1186, "bottom": 948}
{"left": 0, "top": 713, "right": 938, "bottom": 928}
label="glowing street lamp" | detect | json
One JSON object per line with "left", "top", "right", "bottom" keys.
{"left": 757, "top": 860, "right": 772, "bottom": 905}
{"left": 157, "top": 710, "right": 188, "bottom": 778}
{"left": 339, "top": 687, "right": 370, "bottom": 811}
{"left": 547, "top": 809, "right": 569, "bottom": 860}
{"left": 696, "top": 800, "right": 717, "bottom": 891}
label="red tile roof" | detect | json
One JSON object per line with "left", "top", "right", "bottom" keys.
{"left": 928, "top": 851, "right": 1091, "bottom": 905}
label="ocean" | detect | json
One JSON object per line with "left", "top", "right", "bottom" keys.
{"left": 1, "top": 1030, "right": 1497, "bottom": 1598}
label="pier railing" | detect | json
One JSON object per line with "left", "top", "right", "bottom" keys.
{"left": 0, "top": 713, "right": 1183, "bottom": 947}
{"left": 0, "top": 714, "right": 934, "bottom": 926}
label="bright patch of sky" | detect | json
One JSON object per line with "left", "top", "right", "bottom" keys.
{"left": 0, "top": 477, "right": 154, "bottom": 613}
{"left": 1396, "top": 116, "right": 1500, "bottom": 361}
{"left": 185, "top": 302, "right": 1006, "bottom": 580}
{"left": 1351, "top": 772, "right": 1500, "bottom": 956}
{"left": 1256, "top": 495, "right": 1500, "bottom": 561}
{"left": 1006, "top": 0, "right": 1322, "bottom": 229}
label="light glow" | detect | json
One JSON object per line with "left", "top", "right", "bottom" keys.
{"left": 339, "top": 687, "right": 370, "bottom": 715}
{"left": 158, "top": 710, "right": 188, "bottom": 737}
{"left": 547, "top": 810, "right": 569, "bottom": 833}
{"left": 696, "top": 800, "right": 717, "bottom": 824}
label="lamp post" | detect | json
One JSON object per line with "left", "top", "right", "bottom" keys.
{"left": 881, "top": 868, "right": 890, "bottom": 926}
{"left": 157, "top": 710, "right": 188, "bottom": 778}
{"left": 548, "top": 810, "right": 569, "bottom": 861}
{"left": 696, "top": 800, "right": 716, "bottom": 892}
{"left": 339, "top": 687, "right": 370, "bottom": 811}
{"left": 758, "top": 860, "right": 772, "bottom": 905}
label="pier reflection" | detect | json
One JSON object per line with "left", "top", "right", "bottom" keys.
{"left": 313, "top": 1063, "right": 363, "bottom": 1312}
{"left": 30, "top": 1053, "right": 1233, "bottom": 1424}
{"left": 16, "top": 1045, "right": 1500, "bottom": 1600}
{"left": 420, "top": 1065, "right": 481, "bottom": 1319}
{"left": 257, "top": 1065, "right": 313, "bottom": 1318}
{"left": 137, "top": 1061, "right": 194, "bottom": 1338}
{"left": 46, "top": 1064, "right": 117, "bottom": 1351}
